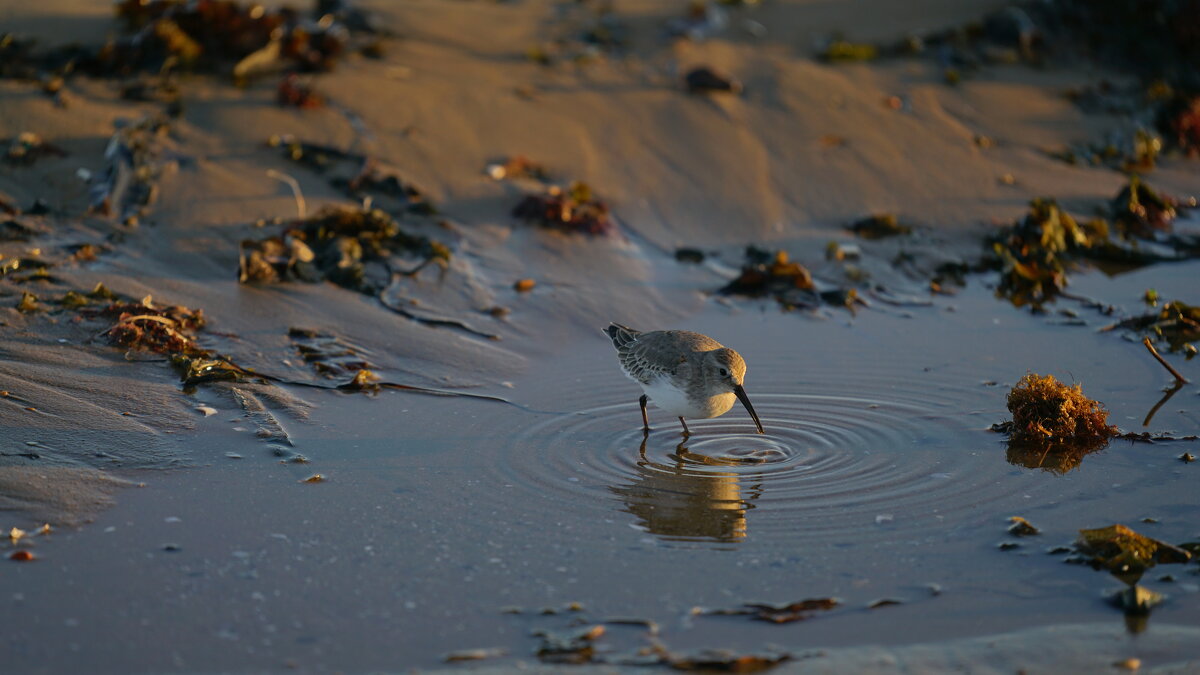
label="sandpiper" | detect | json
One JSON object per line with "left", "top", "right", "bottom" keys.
{"left": 603, "top": 323, "right": 764, "bottom": 436}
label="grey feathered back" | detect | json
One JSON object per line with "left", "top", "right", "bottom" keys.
{"left": 604, "top": 323, "right": 725, "bottom": 385}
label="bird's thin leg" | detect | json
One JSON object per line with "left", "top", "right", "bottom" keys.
{"left": 678, "top": 417, "right": 690, "bottom": 437}
{"left": 639, "top": 394, "right": 650, "bottom": 432}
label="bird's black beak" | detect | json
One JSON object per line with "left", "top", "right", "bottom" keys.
{"left": 733, "top": 384, "right": 765, "bottom": 434}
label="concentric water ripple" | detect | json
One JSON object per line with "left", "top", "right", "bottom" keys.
{"left": 484, "top": 358, "right": 1025, "bottom": 547}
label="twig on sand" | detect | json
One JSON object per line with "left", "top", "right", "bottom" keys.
{"left": 266, "top": 169, "right": 306, "bottom": 219}
{"left": 1143, "top": 337, "right": 1188, "bottom": 384}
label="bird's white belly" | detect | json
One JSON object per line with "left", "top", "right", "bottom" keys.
{"left": 642, "top": 378, "right": 735, "bottom": 420}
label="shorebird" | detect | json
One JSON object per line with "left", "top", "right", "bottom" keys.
{"left": 604, "top": 323, "right": 764, "bottom": 436}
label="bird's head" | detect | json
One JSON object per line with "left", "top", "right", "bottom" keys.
{"left": 704, "top": 347, "right": 763, "bottom": 434}
{"left": 704, "top": 348, "right": 747, "bottom": 389}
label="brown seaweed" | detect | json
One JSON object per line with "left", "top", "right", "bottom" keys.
{"left": 1002, "top": 373, "right": 1117, "bottom": 446}
{"left": 512, "top": 182, "right": 614, "bottom": 236}
{"left": 4, "top": 132, "right": 67, "bottom": 166}
{"left": 848, "top": 214, "right": 913, "bottom": 239}
{"left": 705, "top": 598, "right": 839, "bottom": 624}
{"left": 239, "top": 205, "right": 449, "bottom": 295}
{"left": 990, "top": 199, "right": 1106, "bottom": 308}
{"left": 1108, "top": 300, "right": 1200, "bottom": 353}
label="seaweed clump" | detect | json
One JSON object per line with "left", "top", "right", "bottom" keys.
{"left": 239, "top": 205, "right": 450, "bottom": 294}
{"left": 87, "top": 295, "right": 255, "bottom": 387}
{"left": 719, "top": 247, "right": 864, "bottom": 312}
{"left": 1110, "top": 300, "right": 1200, "bottom": 354}
{"left": 990, "top": 199, "right": 1107, "bottom": 307}
{"left": 512, "top": 182, "right": 614, "bottom": 236}
{"left": 1003, "top": 373, "right": 1118, "bottom": 445}
{"left": 1110, "top": 175, "right": 1178, "bottom": 239}
{"left": 848, "top": 213, "right": 912, "bottom": 239}
{"left": 998, "top": 374, "right": 1118, "bottom": 473}
{"left": 720, "top": 248, "right": 813, "bottom": 296}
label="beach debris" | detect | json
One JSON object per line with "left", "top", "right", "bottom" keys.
{"left": 720, "top": 248, "right": 813, "bottom": 296}
{"left": 1076, "top": 524, "right": 1191, "bottom": 582}
{"left": 667, "top": 650, "right": 789, "bottom": 672}
{"left": 485, "top": 156, "right": 550, "bottom": 182}
{"left": 1111, "top": 176, "right": 1178, "bottom": 239}
{"left": 276, "top": 73, "right": 323, "bottom": 108}
{"left": 675, "top": 248, "right": 706, "bottom": 264}
{"left": 16, "top": 292, "right": 41, "bottom": 313}
{"left": 990, "top": 199, "right": 1107, "bottom": 308}
{"left": 1109, "top": 303, "right": 1200, "bottom": 356}
{"left": 301, "top": 474, "right": 326, "bottom": 483}
{"left": 705, "top": 598, "right": 839, "bottom": 624}
{"left": 4, "top": 132, "right": 67, "bottom": 166}
{"left": 867, "top": 598, "right": 903, "bottom": 609}
{"left": 513, "top": 278, "right": 536, "bottom": 293}
{"left": 71, "top": 294, "right": 260, "bottom": 388}
{"left": 1114, "top": 657, "right": 1142, "bottom": 671}
{"left": 98, "top": 298, "right": 207, "bottom": 357}
{"left": 87, "top": 115, "right": 172, "bottom": 223}
{"left": 1045, "top": 128, "right": 1162, "bottom": 173}
{"left": 337, "top": 369, "right": 381, "bottom": 393}
{"left": 998, "top": 541, "right": 1022, "bottom": 551}
{"left": 999, "top": 373, "right": 1117, "bottom": 446}
{"left": 239, "top": 205, "right": 449, "bottom": 294}
{"left": 9, "top": 550, "right": 35, "bottom": 562}
{"left": 288, "top": 328, "right": 372, "bottom": 378}
{"left": 107, "top": 0, "right": 363, "bottom": 80}
{"left": 848, "top": 213, "right": 913, "bottom": 239}
{"left": 818, "top": 40, "right": 878, "bottom": 62}
{"left": 1163, "top": 94, "right": 1200, "bottom": 156}
{"left": 1008, "top": 516, "right": 1041, "bottom": 536}
{"left": 9, "top": 527, "right": 26, "bottom": 543}
{"left": 1181, "top": 452, "right": 1196, "bottom": 463}
{"left": 512, "top": 182, "right": 614, "bottom": 236}
{"left": 534, "top": 624, "right": 605, "bottom": 664}
{"left": 444, "top": 648, "right": 507, "bottom": 663}
{"left": 684, "top": 67, "right": 742, "bottom": 94}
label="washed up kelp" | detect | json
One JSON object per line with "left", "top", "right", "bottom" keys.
{"left": 268, "top": 135, "right": 435, "bottom": 215}
{"left": 38, "top": 291, "right": 259, "bottom": 388}
{"left": 1001, "top": 373, "right": 1117, "bottom": 444}
{"left": 1107, "top": 300, "right": 1200, "bottom": 354}
{"left": 704, "top": 598, "right": 840, "bottom": 624}
{"left": 995, "top": 374, "right": 1118, "bottom": 473}
{"left": 1111, "top": 175, "right": 1180, "bottom": 239}
{"left": 990, "top": 199, "right": 1107, "bottom": 308}
{"left": 718, "top": 247, "right": 863, "bottom": 312}
{"left": 1076, "top": 524, "right": 1192, "bottom": 580}
{"left": 0, "top": 0, "right": 382, "bottom": 110}
{"left": 512, "top": 182, "right": 614, "bottom": 236}
{"left": 1072, "top": 524, "right": 1192, "bottom": 625}
{"left": 847, "top": 213, "right": 913, "bottom": 239}
{"left": 4, "top": 133, "right": 67, "bottom": 167}
{"left": 239, "top": 204, "right": 449, "bottom": 294}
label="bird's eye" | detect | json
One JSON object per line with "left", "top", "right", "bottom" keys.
{"left": 719, "top": 368, "right": 728, "bottom": 377}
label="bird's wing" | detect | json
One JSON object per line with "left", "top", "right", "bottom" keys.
{"left": 618, "top": 333, "right": 692, "bottom": 385}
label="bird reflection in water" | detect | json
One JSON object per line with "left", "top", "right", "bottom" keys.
{"left": 609, "top": 436, "right": 762, "bottom": 544}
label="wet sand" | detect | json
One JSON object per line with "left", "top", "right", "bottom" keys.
{"left": 1, "top": 0, "right": 1199, "bottom": 671}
